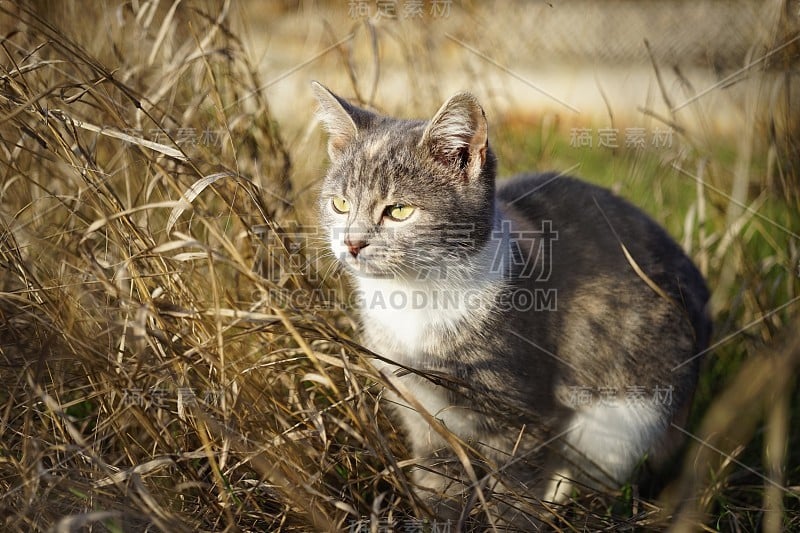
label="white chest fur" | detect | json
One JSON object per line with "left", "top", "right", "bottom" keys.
{"left": 351, "top": 222, "right": 509, "bottom": 363}
{"left": 354, "top": 268, "right": 506, "bottom": 445}
{"left": 355, "top": 276, "right": 476, "bottom": 357}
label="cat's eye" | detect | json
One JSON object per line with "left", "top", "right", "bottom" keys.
{"left": 331, "top": 196, "right": 350, "bottom": 214}
{"left": 385, "top": 204, "right": 416, "bottom": 221}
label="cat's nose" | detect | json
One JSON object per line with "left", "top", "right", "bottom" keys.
{"left": 344, "top": 238, "right": 368, "bottom": 258}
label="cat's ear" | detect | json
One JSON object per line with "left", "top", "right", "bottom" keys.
{"left": 420, "top": 92, "right": 489, "bottom": 179}
{"left": 312, "top": 81, "right": 372, "bottom": 161}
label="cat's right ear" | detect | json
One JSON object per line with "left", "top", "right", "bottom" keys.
{"left": 420, "top": 92, "right": 489, "bottom": 181}
{"left": 312, "top": 81, "right": 370, "bottom": 162}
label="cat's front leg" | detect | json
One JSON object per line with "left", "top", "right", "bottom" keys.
{"left": 411, "top": 446, "right": 471, "bottom": 522}
{"left": 413, "top": 450, "right": 548, "bottom": 531}
{"left": 388, "top": 389, "right": 474, "bottom": 523}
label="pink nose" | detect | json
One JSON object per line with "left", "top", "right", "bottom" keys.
{"left": 344, "top": 238, "right": 368, "bottom": 258}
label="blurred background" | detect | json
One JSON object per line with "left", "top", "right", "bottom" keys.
{"left": 243, "top": 1, "right": 797, "bottom": 130}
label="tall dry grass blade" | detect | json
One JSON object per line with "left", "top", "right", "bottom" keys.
{"left": 165, "top": 172, "right": 236, "bottom": 233}
{"left": 667, "top": 321, "right": 800, "bottom": 532}
{"left": 763, "top": 388, "right": 790, "bottom": 533}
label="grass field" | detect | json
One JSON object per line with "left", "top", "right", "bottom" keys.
{"left": 1, "top": 1, "right": 798, "bottom": 531}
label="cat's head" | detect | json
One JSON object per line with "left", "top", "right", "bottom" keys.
{"left": 313, "top": 82, "right": 497, "bottom": 282}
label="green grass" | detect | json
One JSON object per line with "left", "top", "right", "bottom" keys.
{"left": 1, "top": 1, "right": 799, "bottom": 531}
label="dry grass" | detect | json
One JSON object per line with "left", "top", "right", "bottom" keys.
{"left": 0, "top": 1, "right": 798, "bottom": 531}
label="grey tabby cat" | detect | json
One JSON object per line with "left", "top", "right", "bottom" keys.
{"left": 313, "top": 81, "right": 710, "bottom": 527}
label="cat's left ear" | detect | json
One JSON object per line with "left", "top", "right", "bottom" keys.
{"left": 312, "top": 81, "right": 374, "bottom": 162}
{"left": 420, "top": 92, "right": 489, "bottom": 180}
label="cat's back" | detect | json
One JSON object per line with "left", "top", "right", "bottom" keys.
{"left": 496, "top": 172, "right": 711, "bottom": 374}
{"left": 497, "top": 172, "right": 684, "bottom": 265}
{"left": 496, "top": 172, "right": 708, "bottom": 301}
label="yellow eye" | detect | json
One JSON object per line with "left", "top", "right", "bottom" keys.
{"left": 386, "top": 204, "right": 415, "bottom": 221}
{"left": 331, "top": 196, "right": 350, "bottom": 214}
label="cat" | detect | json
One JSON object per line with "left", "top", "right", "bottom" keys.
{"left": 312, "top": 81, "right": 711, "bottom": 528}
